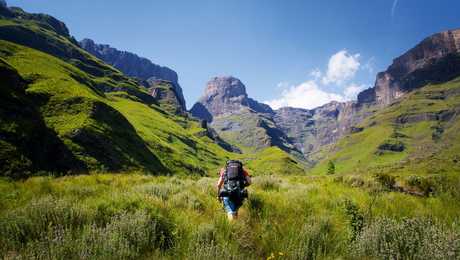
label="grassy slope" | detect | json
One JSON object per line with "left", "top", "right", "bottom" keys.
{"left": 1, "top": 173, "right": 459, "bottom": 259}
{"left": 211, "top": 110, "right": 274, "bottom": 153}
{"left": 311, "top": 77, "right": 460, "bottom": 177}
{"left": 0, "top": 39, "right": 236, "bottom": 176}
{"left": 0, "top": 7, "right": 239, "bottom": 176}
{"left": 243, "top": 147, "right": 306, "bottom": 176}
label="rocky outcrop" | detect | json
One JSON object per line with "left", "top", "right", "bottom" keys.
{"left": 148, "top": 79, "right": 185, "bottom": 115}
{"left": 274, "top": 102, "right": 367, "bottom": 155}
{"left": 359, "top": 28, "right": 460, "bottom": 106}
{"left": 79, "top": 38, "right": 186, "bottom": 109}
{"left": 190, "top": 76, "right": 273, "bottom": 122}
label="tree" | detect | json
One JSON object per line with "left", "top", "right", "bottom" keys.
{"left": 327, "top": 160, "right": 336, "bottom": 175}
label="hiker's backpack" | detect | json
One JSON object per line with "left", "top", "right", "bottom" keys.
{"left": 222, "top": 160, "right": 248, "bottom": 200}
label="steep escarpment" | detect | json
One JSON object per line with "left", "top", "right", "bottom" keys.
{"left": 359, "top": 28, "right": 460, "bottom": 106}
{"left": 80, "top": 38, "right": 186, "bottom": 111}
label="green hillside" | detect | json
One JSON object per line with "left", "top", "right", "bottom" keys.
{"left": 0, "top": 10, "right": 233, "bottom": 177}
{"left": 310, "top": 77, "right": 460, "bottom": 193}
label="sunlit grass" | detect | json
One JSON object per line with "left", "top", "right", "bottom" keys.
{"left": 1, "top": 173, "right": 459, "bottom": 259}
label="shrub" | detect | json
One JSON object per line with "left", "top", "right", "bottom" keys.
{"left": 343, "top": 199, "right": 364, "bottom": 241}
{"left": 327, "top": 161, "right": 336, "bottom": 175}
{"left": 0, "top": 196, "right": 92, "bottom": 252}
{"left": 351, "top": 217, "right": 460, "bottom": 259}
{"left": 374, "top": 173, "right": 396, "bottom": 190}
{"left": 377, "top": 139, "right": 405, "bottom": 152}
{"left": 0, "top": 209, "right": 175, "bottom": 259}
{"left": 406, "top": 175, "right": 436, "bottom": 196}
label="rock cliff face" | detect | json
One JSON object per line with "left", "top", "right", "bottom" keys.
{"left": 79, "top": 38, "right": 186, "bottom": 110}
{"left": 359, "top": 29, "right": 460, "bottom": 106}
{"left": 190, "top": 76, "right": 273, "bottom": 122}
{"left": 148, "top": 80, "right": 185, "bottom": 115}
{"left": 274, "top": 102, "right": 368, "bottom": 156}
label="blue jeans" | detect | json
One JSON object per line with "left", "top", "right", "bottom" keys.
{"left": 222, "top": 197, "right": 240, "bottom": 215}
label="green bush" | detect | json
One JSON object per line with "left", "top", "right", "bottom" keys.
{"left": 327, "top": 161, "right": 336, "bottom": 175}
{"left": 406, "top": 175, "right": 436, "bottom": 196}
{"left": 374, "top": 173, "right": 396, "bottom": 190}
{"left": 377, "top": 139, "right": 405, "bottom": 152}
{"left": 343, "top": 199, "right": 364, "bottom": 241}
{"left": 352, "top": 217, "right": 460, "bottom": 259}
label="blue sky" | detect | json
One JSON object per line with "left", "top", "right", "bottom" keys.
{"left": 7, "top": 0, "right": 460, "bottom": 109}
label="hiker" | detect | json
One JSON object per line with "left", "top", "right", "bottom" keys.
{"left": 217, "top": 160, "right": 251, "bottom": 220}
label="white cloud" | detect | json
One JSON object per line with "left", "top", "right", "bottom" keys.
{"left": 391, "top": 0, "right": 399, "bottom": 17}
{"left": 276, "top": 81, "right": 290, "bottom": 89}
{"left": 265, "top": 50, "right": 370, "bottom": 110}
{"left": 343, "top": 83, "right": 366, "bottom": 100}
{"left": 322, "top": 50, "right": 360, "bottom": 85}
{"left": 363, "top": 57, "right": 376, "bottom": 74}
{"left": 264, "top": 81, "right": 345, "bottom": 110}
{"left": 309, "top": 68, "right": 322, "bottom": 79}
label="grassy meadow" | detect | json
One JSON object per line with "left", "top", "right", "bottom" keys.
{"left": 1, "top": 172, "right": 459, "bottom": 259}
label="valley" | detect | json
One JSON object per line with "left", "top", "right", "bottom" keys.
{"left": 0, "top": 1, "right": 459, "bottom": 259}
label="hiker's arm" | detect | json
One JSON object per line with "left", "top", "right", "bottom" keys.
{"left": 245, "top": 175, "right": 252, "bottom": 186}
{"left": 243, "top": 169, "right": 252, "bottom": 186}
{"left": 216, "top": 176, "right": 224, "bottom": 194}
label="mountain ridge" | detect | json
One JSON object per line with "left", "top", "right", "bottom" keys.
{"left": 79, "top": 38, "right": 187, "bottom": 110}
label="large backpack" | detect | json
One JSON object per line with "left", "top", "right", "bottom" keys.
{"left": 222, "top": 160, "right": 247, "bottom": 201}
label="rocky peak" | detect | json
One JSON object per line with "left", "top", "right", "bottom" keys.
{"left": 359, "top": 28, "right": 460, "bottom": 106}
{"left": 203, "top": 76, "right": 247, "bottom": 101}
{"left": 0, "top": 0, "right": 7, "bottom": 8}
{"left": 191, "top": 76, "right": 273, "bottom": 122}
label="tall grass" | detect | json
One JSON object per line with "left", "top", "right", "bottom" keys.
{"left": 0, "top": 173, "right": 459, "bottom": 259}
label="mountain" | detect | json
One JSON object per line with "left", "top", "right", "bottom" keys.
{"left": 304, "top": 29, "right": 460, "bottom": 173}
{"left": 310, "top": 75, "right": 460, "bottom": 176}
{"left": 358, "top": 29, "right": 460, "bottom": 106}
{"left": 190, "top": 76, "right": 273, "bottom": 122}
{"left": 273, "top": 102, "right": 366, "bottom": 155}
{"left": 190, "top": 76, "right": 299, "bottom": 154}
{"left": 79, "top": 38, "right": 186, "bottom": 111}
{"left": 190, "top": 29, "right": 460, "bottom": 170}
{"left": 0, "top": 4, "right": 304, "bottom": 178}
{"left": 0, "top": 4, "right": 236, "bottom": 178}
{"left": 275, "top": 29, "right": 460, "bottom": 163}
{"left": 1, "top": 1, "right": 459, "bottom": 179}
